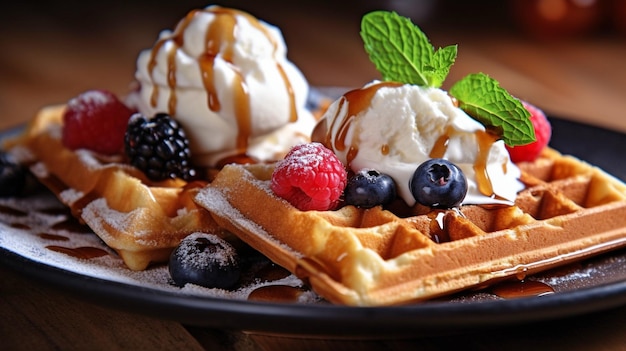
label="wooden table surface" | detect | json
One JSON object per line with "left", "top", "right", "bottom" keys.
{"left": 2, "top": 1, "right": 626, "bottom": 350}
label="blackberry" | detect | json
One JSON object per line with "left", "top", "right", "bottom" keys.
{"left": 124, "top": 113, "right": 196, "bottom": 181}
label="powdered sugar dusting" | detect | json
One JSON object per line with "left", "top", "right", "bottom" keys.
{"left": 76, "top": 149, "right": 106, "bottom": 170}
{"left": 174, "top": 232, "right": 237, "bottom": 269}
{"left": 81, "top": 198, "right": 136, "bottom": 240}
{"left": 2, "top": 189, "right": 626, "bottom": 306}
{"left": 30, "top": 162, "right": 49, "bottom": 178}
{"left": 7, "top": 145, "right": 34, "bottom": 164}
{"left": 59, "top": 188, "right": 84, "bottom": 204}
{"left": 3, "top": 172, "right": 626, "bottom": 307}
{"left": 0, "top": 191, "right": 316, "bottom": 303}
{"left": 67, "top": 89, "right": 114, "bottom": 113}
{"left": 195, "top": 186, "right": 304, "bottom": 259}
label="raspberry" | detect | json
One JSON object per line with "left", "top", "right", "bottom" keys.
{"left": 124, "top": 113, "right": 196, "bottom": 181}
{"left": 271, "top": 142, "right": 347, "bottom": 211}
{"left": 506, "top": 101, "right": 552, "bottom": 163}
{"left": 62, "top": 90, "right": 134, "bottom": 155}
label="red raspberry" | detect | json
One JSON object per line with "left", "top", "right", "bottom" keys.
{"left": 62, "top": 90, "right": 134, "bottom": 155}
{"left": 271, "top": 142, "right": 347, "bottom": 211}
{"left": 506, "top": 101, "right": 552, "bottom": 163}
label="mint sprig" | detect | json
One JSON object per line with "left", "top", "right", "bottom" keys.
{"left": 450, "top": 73, "right": 534, "bottom": 146}
{"left": 360, "top": 11, "right": 536, "bottom": 146}
{"left": 360, "top": 11, "right": 456, "bottom": 88}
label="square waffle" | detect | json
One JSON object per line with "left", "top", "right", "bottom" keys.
{"left": 195, "top": 148, "right": 626, "bottom": 306}
{"left": 6, "top": 105, "right": 220, "bottom": 270}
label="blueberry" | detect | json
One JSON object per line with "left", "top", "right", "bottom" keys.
{"left": 169, "top": 233, "right": 241, "bottom": 289}
{"left": 344, "top": 169, "right": 397, "bottom": 208}
{"left": 0, "top": 151, "right": 26, "bottom": 197}
{"left": 410, "top": 159, "right": 468, "bottom": 209}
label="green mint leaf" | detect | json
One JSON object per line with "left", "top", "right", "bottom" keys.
{"left": 360, "top": 11, "right": 455, "bottom": 88}
{"left": 449, "top": 73, "right": 535, "bottom": 146}
{"left": 428, "top": 44, "right": 457, "bottom": 87}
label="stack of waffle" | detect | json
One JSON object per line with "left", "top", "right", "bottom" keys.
{"left": 7, "top": 106, "right": 220, "bottom": 270}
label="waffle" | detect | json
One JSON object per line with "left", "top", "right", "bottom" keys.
{"left": 6, "top": 105, "right": 220, "bottom": 270}
{"left": 195, "top": 148, "right": 626, "bottom": 306}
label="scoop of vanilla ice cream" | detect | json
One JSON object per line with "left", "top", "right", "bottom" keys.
{"left": 128, "top": 5, "right": 315, "bottom": 166}
{"left": 313, "top": 81, "right": 525, "bottom": 206}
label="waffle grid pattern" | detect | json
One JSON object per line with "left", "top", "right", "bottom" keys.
{"left": 7, "top": 106, "right": 219, "bottom": 270}
{"left": 197, "top": 149, "right": 626, "bottom": 305}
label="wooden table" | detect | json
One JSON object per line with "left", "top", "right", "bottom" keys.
{"left": 2, "top": 1, "right": 626, "bottom": 349}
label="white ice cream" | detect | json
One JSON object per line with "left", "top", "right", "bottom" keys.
{"left": 312, "top": 81, "right": 525, "bottom": 206}
{"left": 128, "top": 5, "right": 315, "bottom": 166}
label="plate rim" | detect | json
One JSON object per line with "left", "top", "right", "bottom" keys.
{"left": 3, "top": 245, "right": 626, "bottom": 337}
{"left": 1, "top": 111, "right": 626, "bottom": 337}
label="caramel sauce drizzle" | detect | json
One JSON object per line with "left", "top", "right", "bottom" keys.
{"left": 429, "top": 126, "right": 452, "bottom": 159}
{"left": 427, "top": 210, "right": 449, "bottom": 243}
{"left": 276, "top": 63, "right": 298, "bottom": 124}
{"left": 429, "top": 127, "right": 499, "bottom": 198}
{"left": 248, "top": 285, "right": 306, "bottom": 303}
{"left": 146, "top": 6, "right": 299, "bottom": 154}
{"left": 46, "top": 245, "right": 109, "bottom": 259}
{"left": 0, "top": 205, "right": 27, "bottom": 217}
{"left": 313, "top": 80, "right": 506, "bottom": 199}
{"left": 490, "top": 280, "right": 555, "bottom": 299}
{"left": 381, "top": 143, "right": 390, "bottom": 156}
{"left": 321, "top": 81, "right": 402, "bottom": 167}
{"left": 473, "top": 130, "right": 498, "bottom": 197}
{"left": 38, "top": 233, "right": 70, "bottom": 241}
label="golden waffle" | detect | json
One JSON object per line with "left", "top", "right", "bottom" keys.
{"left": 195, "top": 148, "right": 626, "bottom": 306}
{"left": 6, "top": 105, "right": 220, "bottom": 270}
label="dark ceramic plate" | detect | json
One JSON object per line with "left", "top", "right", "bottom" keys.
{"left": 1, "top": 93, "right": 626, "bottom": 337}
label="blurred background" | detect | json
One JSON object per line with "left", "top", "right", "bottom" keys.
{"left": 1, "top": 0, "right": 625, "bottom": 132}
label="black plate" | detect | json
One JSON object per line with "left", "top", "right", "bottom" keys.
{"left": 1, "top": 110, "right": 626, "bottom": 338}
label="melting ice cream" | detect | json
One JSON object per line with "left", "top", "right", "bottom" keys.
{"left": 312, "top": 81, "right": 525, "bottom": 206}
{"left": 129, "top": 5, "right": 315, "bottom": 167}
